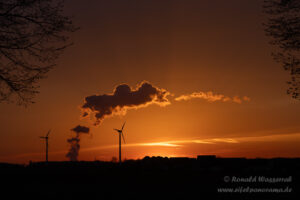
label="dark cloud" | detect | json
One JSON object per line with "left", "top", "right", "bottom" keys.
{"left": 66, "top": 125, "right": 90, "bottom": 161}
{"left": 81, "top": 81, "right": 170, "bottom": 125}
{"left": 71, "top": 125, "right": 90, "bottom": 134}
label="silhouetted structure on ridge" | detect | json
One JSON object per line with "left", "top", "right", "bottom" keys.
{"left": 197, "top": 155, "right": 217, "bottom": 160}
{"left": 39, "top": 129, "right": 51, "bottom": 163}
{"left": 113, "top": 122, "right": 126, "bottom": 164}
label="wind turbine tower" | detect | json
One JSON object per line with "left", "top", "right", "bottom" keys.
{"left": 40, "top": 129, "right": 51, "bottom": 163}
{"left": 113, "top": 122, "right": 126, "bottom": 164}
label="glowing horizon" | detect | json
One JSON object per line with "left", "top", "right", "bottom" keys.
{"left": 2, "top": 131, "right": 300, "bottom": 164}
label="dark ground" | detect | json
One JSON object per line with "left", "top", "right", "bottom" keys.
{"left": 1, "top": 156, "right": 299, "bottom": 199}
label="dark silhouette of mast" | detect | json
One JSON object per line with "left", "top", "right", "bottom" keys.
{"left": 114, "top": 122, "right": 126, "bottom": 164}
{"left": 119, "top": 132, "right": 121, "bottom": 164}
{"left": 40, "top": 130, "right": 51, "bottom": 163}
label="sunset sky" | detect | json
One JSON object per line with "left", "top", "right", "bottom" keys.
{"left": 0, "top": 0, "right": 299, "bottom": 164}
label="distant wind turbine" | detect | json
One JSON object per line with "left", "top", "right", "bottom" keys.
{"left": 40, "top": 129, "right": 51, "bottom": 163}
{"left": 113, "top": 122, "right": 126, "bottom": 164}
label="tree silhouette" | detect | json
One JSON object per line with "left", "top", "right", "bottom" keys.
{"left": 0, "top": 0, "right": 77, "bottom": 105}
{"left": 263, "top": 0, "right": 300, "bottom": 99}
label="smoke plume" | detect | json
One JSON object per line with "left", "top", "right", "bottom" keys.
{"left": 175, "top": 91, "right": 250, "bottom": 104}
{"left": 66, "top": 125, "right": 90, "bottom": 161}
{"left": 81, "top": 81, "right": 170, "bottom": 125}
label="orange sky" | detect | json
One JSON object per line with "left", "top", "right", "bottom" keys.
{"left": 0, "top": 0, "right": 299, "bottom": 164}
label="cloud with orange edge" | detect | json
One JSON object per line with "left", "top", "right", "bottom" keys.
{"left": 175, "top": 91, "right": 250, "bottom": 104}
{"left": 81, "top": 81, "right": 171, "bottom": 125}
{"left": 81, "top": 81, "right": 250, "bottom": 126}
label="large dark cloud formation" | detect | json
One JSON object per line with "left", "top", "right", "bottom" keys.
{"left": 81, "top": 81, "right": 170, "bottom": 125}
{"left": 66, "top": 125, "right": 90, "bottom": 161}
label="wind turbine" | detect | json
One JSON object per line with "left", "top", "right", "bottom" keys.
{"left": 40, "top": 129, "right": 51, "bottom": 163}
{"left": 113, "top": 122, "right": 126, "bottom": 164}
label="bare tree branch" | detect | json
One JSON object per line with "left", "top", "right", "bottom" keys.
{"left": 0, "top": 0, "right": 78, "bottom": 105}
{"left": 263, "top": 0, "right": 300, "bottom": 100}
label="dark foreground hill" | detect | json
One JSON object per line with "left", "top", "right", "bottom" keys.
{"left": 1, "top": 156, "right": 299, "bottom": 199}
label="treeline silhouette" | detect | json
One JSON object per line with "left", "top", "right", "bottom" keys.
{"left": 1, "top": 156, "right": 299, "bottom": 199}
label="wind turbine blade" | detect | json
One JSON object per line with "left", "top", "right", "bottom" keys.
{"left": 121, "top": 122, "right": 126, "bottom": 131}
{"left": 121, "top": 132, "right": 125, "bottom": 144}
{"left": 46, "top": 129, "right": 51, "bottom": 137}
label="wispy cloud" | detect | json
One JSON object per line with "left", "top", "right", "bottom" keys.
{"left": 137, "top": 142, "right": 182, "bottom": 147}
{"left": 89, "top": 132, "right": 300, "bottom": 150}
{"left": 82, "top": 137, "right": 240, "bottom": 150}
{"left": 175, "top": 91, "right": 250, "bottom": 104}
